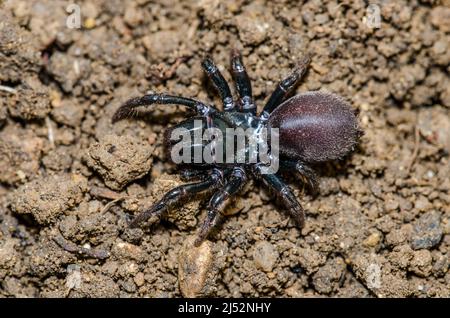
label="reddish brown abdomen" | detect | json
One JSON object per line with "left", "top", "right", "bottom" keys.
{"left": 267, "top": 91, "right": 361, "bottom": 163}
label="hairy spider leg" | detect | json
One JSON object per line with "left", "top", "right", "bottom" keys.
{"left": 129, "top": 169, "right": 223, "bottom": 228}
{"left": 195, "top": 167, "right": 247, "bottom": 246}
{"left": 260, "top": 54, "right": 311, "bottom": 119}
{"left": 112, "top": 94, "right": 215, "bottom": 123}
{"left": 279, "top": 159, "right": 318, "bottom": 194}
{"left": 201, "top": 56, "right": 234, "bottom": 111}
{"left": 253, "top": 166, "right": 305, "bottom": 228}
{"left": 230, "top": 49, "right": 255, "bottom": 114}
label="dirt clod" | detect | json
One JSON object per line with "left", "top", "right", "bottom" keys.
{"left": 409, "top": 250, "right": 433, "bottom": 277}
{"left": 84, "top": 134, "right": 155, "bottom": 191}
{"left": 312, "top": 257, "right": 346, "bottom": 295}
{"left": 51, "top": 100, "right": 85, "bottom": 128}
{"left": 10, "top": 174, "right": 88, "bottom": 225}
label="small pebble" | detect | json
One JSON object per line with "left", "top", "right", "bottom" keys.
{"left": 253, "top": 241, "right": 279, "bottom": 272}
{"left": 178, "top": 237, "right": 217, "bottom": 298}
{"left": 414, "top": 196, "right": 432, "bottom": 212}
{"left": 133, "top": 272, "right": 145, "bottom": 287}
{"left": 83, "top": 18, "right": 96, "bottom": 29}
{"left": 410, "top": 211, "right": 442, "bottom": 250}
{"left": 363, "top": 232, "right": 381, "bottom": 247}
{"left": 235, "top": 14, "right": 269, "bottom": 46}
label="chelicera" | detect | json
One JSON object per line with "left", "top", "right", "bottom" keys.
{"left": 112, "top": 50, "right": 362, "bottom": 246}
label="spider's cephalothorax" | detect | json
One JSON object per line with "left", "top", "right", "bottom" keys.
{"left": 112, "top": 50, "right": 362, "bottom": 246}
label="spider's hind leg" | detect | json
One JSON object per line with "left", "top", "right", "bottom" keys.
{"left": 180, "top": 167, "right": 211, "bottom": 182}
{"left": 129, "top": 169, "right": 223, "bottom": 228}
{"left": 253, "top": 166, "right": 305, "bottom": 229}
{"left": 280, "top": 159, "right": 319, "bottom": 195}
{"left": 261, "top": 54, "right": 311, "bottom": 119}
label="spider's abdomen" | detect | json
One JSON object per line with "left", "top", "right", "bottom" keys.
{"left": 267, "top": 91, "right": 361, "bottom": 163}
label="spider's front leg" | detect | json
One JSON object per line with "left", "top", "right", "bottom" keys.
{"left": 230, "top": 49, "right": 255, "bottom": 114}
{"left": 129, "top": 169, "right": 223, "bottom": 228}
{"left": 112, "top": 93, "right": 216, "bottom": 123}
{"left": 195, "top": 167, "right": 247, "bottom": 246}
{"left": 202, "top": 57, "right": 234, "bottom": 111}
{"left": 252, "top": 166, "right": 305, "bottom": 228}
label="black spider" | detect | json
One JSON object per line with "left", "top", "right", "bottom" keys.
{"left": 112, "top": 50, "right": 362, "bottom": 246}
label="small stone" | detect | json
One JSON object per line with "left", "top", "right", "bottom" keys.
{"left": 83, "top": 2, "right": 100, "bottom": 19}
{"left": 111, "top": 240, "right": 145, "bottom": 262}
{"left": 414, "top": 196, "right": 432, "bottom": 212}
{"left": 235, "top": 14, "right": 270, "bottom": 46}
{"left": 178, "top": 237, "right": 218, "bottom": 298}
{"left": 0, "top": 102, "right": 7, "bottom": 128}
{"left": 253, "top": 241, "right": 279, "bottom": 272}
{"left": 133, "top": 272, "right": 145, "bottom": 287}
{"left": 410, "top": 211, "right": 443, "bottom": 250}
{"left": 443, "top": 218, "right": 450, "bottom": 235}
{"left": 50, "top": 90, "right": 62, "bottom": 107}
{"left": 83, "top": 18, "right": 96, "bottom": 29}
{"left": 120, "top": 278, "right": 137, "bottom": 293}
{"left": 266, "top": 272, "right": 276, "bottom": 279}
{"left": 384, "top": 197, "right": 399, "bottom": 212}
{"left": 363, "top": 232, "right": 381, "bottom": 247}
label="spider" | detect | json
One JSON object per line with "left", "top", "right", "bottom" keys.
{"left": 112, "top": 50, "right": 362, "bottom": 246}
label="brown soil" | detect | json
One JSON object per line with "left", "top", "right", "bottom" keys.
{"left": 1, "top": 0, "right": 449, "bottom": 298}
